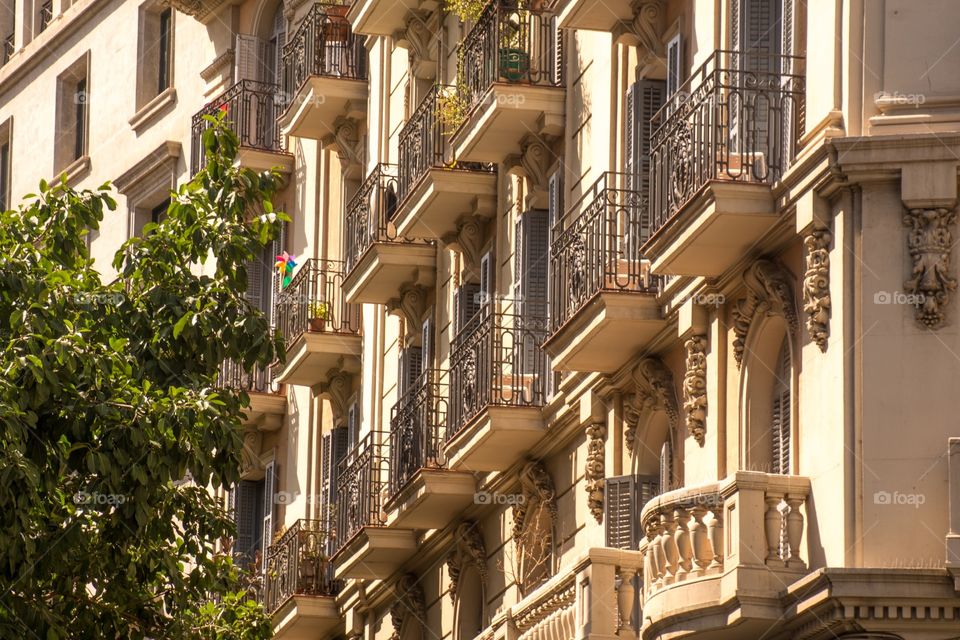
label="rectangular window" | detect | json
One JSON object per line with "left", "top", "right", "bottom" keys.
{"left": 157, "top": 8, "right": 171, "bottom": 91}
{"left": 54, "top": 53, "right": 90, "bottom": 173}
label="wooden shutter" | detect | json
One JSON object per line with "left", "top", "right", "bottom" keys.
{"left": 771, "top": 340, "right": 791, "bottom": 474}
{"left": 604, "top": 475, "right": 637, "bottom": 549}
{"left": 400, "top": 346, "right": 424, "bottom": 395}
{"left": 659, "top": 439, "right": 673, "bottom": 492}
{"left": 421, "top": 316, "right": 434, "bottom": 370}
{"left": 515, "top": 209, "right": 549, "bottom": 319}
{"left": 347, "top": 402, "right": 360, "bottom": 449}
{"left": 455, "top": 283, "right": 483, "bottom": 334}
{"left": 635, "top": 474, "right": 661, "bottom": 506}
{"left": 262, "top": 460, "right": 278, "bottom": 559}
{"left": 233, "top": 479, "right": 262, "bottom": 568}
{"left": 479, "top": 251, "right": 493, "bottom": 307}
{"left": 235, "top": 34, "right": 264, "bottom": 83}
{"left": 320, "top": 433, "right": 332, "bottom": 528}
{"left": 666, "top": 34, "right": 682, "bottom": 98}
{"left": 272, "top": 9, "right": 286, "bottom": 85}
{"left": 328, "top": 425, "right": 350, "bottom": 502}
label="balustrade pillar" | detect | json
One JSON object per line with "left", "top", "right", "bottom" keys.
{"left": 617, "top": 567, "right": 636, "bottom": 632}
{"left": 690, "top": 505, "right": 711, "bottom": 571}
{"left": 764, "top": 494, "right": 783, "bottom": 564}
{"left": 661, "top": 513, "right": 680, "bottom": 578}
{"left": 784, "top": 494, "right": 806, "bottom": 568}
{"left": 707, "top": 509, "right": 723, "bottom": 570}
{"left": 674, "top": 507, "right": 692, "bottom": 576}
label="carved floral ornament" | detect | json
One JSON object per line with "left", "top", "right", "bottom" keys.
{"left": 682, "top": 336, "right": 707, "bottom": 447}
{"left": 731, "top": 259, "right": 799, "bottom": 369}
{"left": 512, "top": 461, "right": 557, "bottom": 593}
{"left": 623, "top": 356, "right": 679, "bottom": 454}
{"left": 802, "top": 229, "right": 831, "bottom": 351}
{"left": 389, "top": 573, "right": 427, "bottom": 640}
{"left": 903, "top": 206, "right": 957, "bottom": 329}
{"left": 447, "top": 520, "right": 486, "bottom": 603}
{"left": 584, "top": 422, "right": 605, "bottom": 524}
{"left": 629, "top": 0, "right": 666, "bottom": 67}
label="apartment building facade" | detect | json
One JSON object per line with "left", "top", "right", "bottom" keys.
{"left": 3, "top": 0, "right": 960, "bottom": 638}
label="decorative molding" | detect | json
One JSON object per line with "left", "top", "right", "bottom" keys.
{"left": 199, "top": 48, "right": 235, "bottom": 83}
{"left": 333, "top": 117, "right": 364, "bottom": 167}
{"left": 683, "top": 335, "right": 707, "bottom": 446}
{"left": 624, "top": 357, "right": 678, "bottom": 453}
{"left": 443, "top": 216, "right": 485, "bottom": 279}
{"left": 513, "top": 461, "right": 558, "bottom": 540}
{"left": 317, "top": 368, "right": 352, "bottom": 427}
{"left": 389, "top": 573, "right": 426, "bottom": 640}
{"left": 630, "top": 0, "right": 666, "bottom": 67}
{"left": 447, "top": 520, "right": 487, "bottom": 603}
{"left": 395, "top": 13, "right": 436, "bottom": 79}
{"left": 519, "top": 136, "right": 550, "bottom": 193}
{"left": 168, "top": 0, "right": 232, "bottom": 21}
{"left": 732, "top": 259, "right": 799, "bottom": 368}
{"left": 512, "top": 461, "right": 557, "bottom": 593}
{"left": 903, "top": 207, "right": 957, "bottom": 329}
{"left": 584, "top": 422, "right": 605, "bottom": 523}
{"left": 802, "top": 229, "right": 831, "bottom": 350}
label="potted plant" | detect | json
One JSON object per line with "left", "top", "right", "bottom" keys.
{"left": 435, "top": 84, "right": 469, "bottom": 133}
{"left": 308, "top": 300, "right": 331, "bottom": 332}
{"left": 498, "top": 8, "right": 529, "bottom": 82}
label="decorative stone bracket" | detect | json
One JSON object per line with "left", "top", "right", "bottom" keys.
{"left": 683, "top": 335, "right": 707, "bottom": 446}
{"left": 387, "top": 284, "right": 429, "bottom": 339}
{"left": 447, "top": 520, "right": 487, "bottom": 603}
{"left": 584, "top": 422, "right": 605, "bottom": 524}
{"left": 731, "top": 259, "right": 799, "bottom": 369}
{"left": 615, "top": 0, "right": 667, "bottom": 69}
{"left": 389, "top": 573, "right": 426, "bottom": 640}
{"left": 802, "top": 229, "right": 831, "bottom": 351}
{"left": 316, "top": 367, "right": 353, "bottom": 428}
{"left": 442, "top": 216, "right": 486, "bottom": 280}
{"left": 394, "top": 13, "right": 437, "bottom": 80}
{"left": 624, "top": 356, "right": 678, "bottom": 453}
{"left": 903, "top": 207, "right": 957, "bottom": 329}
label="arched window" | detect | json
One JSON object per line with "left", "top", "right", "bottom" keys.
{"left": 770, "top": 338, "right": 791, "bottom": 474}
{"left": 454, "top": 566, "right": 484, "bottom": 640}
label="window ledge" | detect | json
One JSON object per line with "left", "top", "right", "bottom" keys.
{"left": 129, "top": 87, "right": 178, "bottom": 133}
{"left": 52, "top": 155, "right": 91, "bottom": 187}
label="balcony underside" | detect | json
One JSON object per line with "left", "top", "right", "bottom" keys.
{"left": 237, "top": 147, "right": 294, "bottom": 174}
{"left": 272, "top": 595, "right": 340, "bottom": 640}
{"left": 446, "top": 406, "right": 545, "bottom": 473}
{"left": 645, "top": 181, "right": 778, "bottom": 278}
{"left": 451, "top": 84, "right": 565, "bottom": 163}
{"left": 331, "top": 527, "right": 417, "bottom": 580}
{"left": 343, "top": 242, "right": 436, "bottom": 304}
{"left": 244, "top": 392, "right": 286, "bottom": 431}
{"left": 557, "top": 0, "right": 632, "bottom": 31}
{"left": 394, "top": 168, "right": 497, "bottom": 240}
{"left": 274, "top": 332, "right": 362, "bottom": 388}
{"left": 346, "top": 0, "right": 419, "bottom": 35}
{"left": 279, "top": 76, "right": 367, "bottom": 140}
{"left": 384, "top": 469, "right": 476, "bottom": 529}
{"left": 544, "top": 291, "right": 665, "bottom": 373}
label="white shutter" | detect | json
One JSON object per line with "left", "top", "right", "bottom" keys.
{"left": 771, "top": 340, "right": 791, "bottom": 474}
{"left": 666, "top": 33, "right": 682, "bottom": 98}
{"left": 421, "top": 316, "right": 433, "bottom": 370}
{"left": 262, "top": 460, "right": 277, "bottom": 561}
{"left": 235, "top": 34, "right": 265, "bottom": 83}
{"left": 479, "top": 251, "right": 493, "bottom": 308}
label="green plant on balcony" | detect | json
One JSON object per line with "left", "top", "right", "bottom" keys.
{"left": 444, "top": 0, "right": 488, "bottom": 22}
{"left": 436, "top": 84, "right": 470, "bottom": 134}
{"left": 309, "top": 300, "right": 331, "bottom": 332}
{"left": 498, "top": 9, "right": 529, "bottom": 81}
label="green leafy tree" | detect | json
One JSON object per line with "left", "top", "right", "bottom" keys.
{"left": 0, "top": 114, "right": 287, "bottom": 639}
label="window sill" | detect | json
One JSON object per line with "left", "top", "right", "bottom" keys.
{"left": 52, "top": 155, "right": 91, "bottom": 187}
{"left": 129, "top": 87, "right": 178, "bottom": 134}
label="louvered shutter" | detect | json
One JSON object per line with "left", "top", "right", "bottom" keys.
{"left": 479, "top": 251, "right": 493, "bottom": 308}
{"left": 546, "top": 173, "right": 561, "bottom": 397}
{"left": 235, "top": 34, "right": 264, "bottom": 83}
{"left": 736, "top": 0, "right": 782, "bottom": 157}
{"left": 666, "top": 34, "right": 682, "bottom": 98}
{"left": 627, "top": 80, "right": 666, "bottom": 244}
{"left": 771, "top": 340, "right": 791, "bottom": 474}
{"left": 624, "top": 82, "right": 640, "bottom": 191}
{"left": 604, "top": 475, "right": 637, "bottom": 549}
{"left": 421, "top": 317, "right": 433, "bottom": 370}
{"left": 272, "top": 10, "right": 286, "bottom": 85}
{"left": 233, "top": 480, "right": 262, "bottom": 568}
{"left": 328, "top": 425, "right": 350, "bottom": 502}
{"left": 551, "top": 16, "right": 563, "bottom": 85}
{"left": 320, "top": 433, "right": 332, "bottom": 529}
{"left": 401, "top": 347, "right": 424, "bottom": 395}
{"left": 635, "top": 474, "right": 661, "bottom": 506}
{"left": 262, "top": 460, "right": 278, "bottom": 560}
{"left": 515, "top": 209, "right": 549, "bottom": 319}
{"left": 347, "top": 402, "right": 359, "bottom": 449}
{"left": 455, "top": 283, "right": 483, "bottom": 335}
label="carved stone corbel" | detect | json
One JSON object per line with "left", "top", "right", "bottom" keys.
{"left": 443, "top": 216, "right": 485, "bottom": 279}
{"left": 624, "top": 356, "right": 678, "bottom": 453}
{"left": 317, "top": 368, "right": 353, "bottom": 427}
{"left": 395, "top": 13, "right": 436, "bottom": 79}
{"left": 239, "top": 426, "right": 264, "bottom": 479}
{"left": 731, "top": 259, "right": 799, "bottom": 368}
{"left": 802, "top": 229, "right": 831, "bottom": 350}
{"left": 386, "top": 285, "right": 429, "bottom": 338}
{"left": 903, "top": 207, "right": 957, "bottom": 329}
{"left": 683, "top": 335, "right": 707, "bottom": 447}
{"left": 389, "top": 573, "right": 426, "bottom": 640}
{"left": 584, "top": 422, "right": 606, "bottom": 523}
{"left": 629, "top": 0, "right": 666, "bottom": 68}
{"left": 332, "top": 116, "right": 364, "bottom": 168}
{"left": 512, "top": 461, "right": 558, "bottom": 540}
{"left": 447, "top": 520, "right": 487, "bottom": 603}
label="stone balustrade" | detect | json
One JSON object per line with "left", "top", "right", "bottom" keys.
{"left": 639, "top": 471, "right": 811, "bottom": 602}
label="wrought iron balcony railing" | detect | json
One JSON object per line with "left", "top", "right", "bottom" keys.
{"left": 216, "top": 358, "right": 274, "bottom": 394}
{"left": 550, "top": 171, "right": 657, "bottom": 333}
{"left": 334, "top": 432, "right": 387, "bottom": 554}
{"left": 262, "top": 519, "right": 338, "bottom": 614}
{"left": 456, "top": 0, "right": 562, "bottom": 117}
{"left": 388, "top": 369, "right": 448, "bottom": 498}
{"left": 448, "top": 304, "right": 549, "bottom": 438}
{"left": 190, "top": 80, "right": 284, "bottom": 174}
{"left": 39, "top": 1, "right": 53, "bottom": 32}
{"left": 344, "top": 163, "right": 399, "bottom": 273}
{"left": 648, "top": 50, "right": 805, "bottom": 238}
{"left": 280, "top": 2, "right": 366, "bottom": 104}
{"left": 274, "top": 258, "right": 361, "bottom": 349}
{"left": 2, "top": 34, "right": 14, "bottom": 65}
{"left": 397, "top": 84, "right": 494, "bottom": 202}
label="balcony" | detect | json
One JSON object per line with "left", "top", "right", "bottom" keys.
{"left": 332, "top": 432, "right": 416, "bottom": 579}
{"left": 643, "top": 51, "right": 805, "bottom": 277}
{"left": 445, "top": 305, "right": 549, "bottom": 473}
{"left": 278, "top": 3, "right": 367, "bottom": 141}
{"left": 555, "top": 0, "right": 632, "bottom": 31}
{"left": 191, "top": 80, "right": 292, "bottom": 175}
{"left": 544, "top": 172, "right": 664, "bottom": 373}
{"left": 383, "top": 370, "right": 476, "bottom": 529}
{"left": 273, "top": 259, "right": 362, "bottom": 388}
{"left": 263, "top": 519, "right": 340, "bottom": 640}
{"left": 639, "top": 471, "right": 812, "bottom": 638}
{"left": 342, "top": 163, "right": 436, "bottom": 304}
{"left": 393, "top": 84, "right": 497, "bottom": 240}
{"left": 450, "top": 0, "right": 565, "bottom": 163}
{"left": 217, "top": 360, "right": 285, "bottom": 430}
